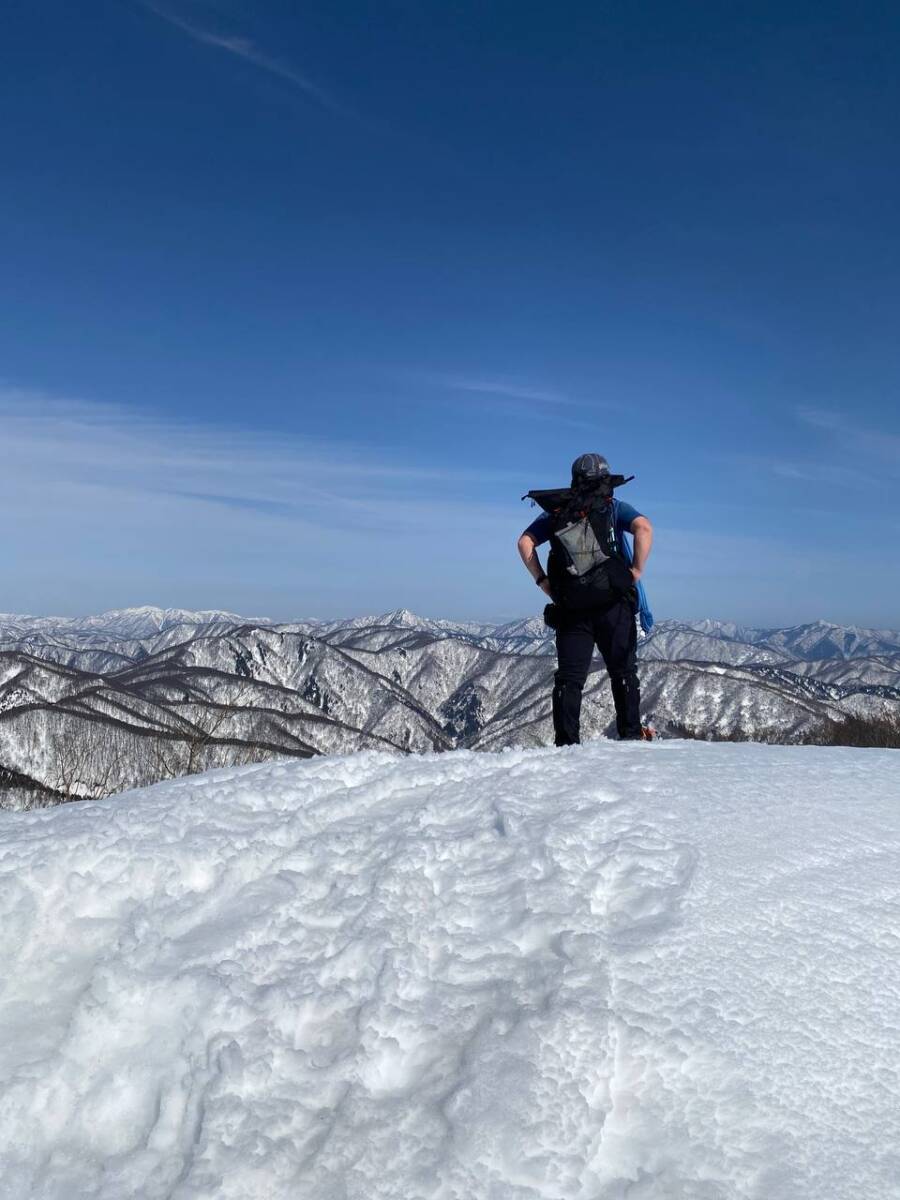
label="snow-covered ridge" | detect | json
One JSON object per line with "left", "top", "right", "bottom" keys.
{"left": 0, "top": 606, "right": 266, "bottom": 647}
{"left": 3, "top": 606, "right": 900, "bottom": 659}
{"left": 1, "top": 741, "right": 898, "bottom": 1198}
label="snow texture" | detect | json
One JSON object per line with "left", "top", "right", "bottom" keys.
{"left": 1, "top": 741, "right": 899, "bottom": 1199}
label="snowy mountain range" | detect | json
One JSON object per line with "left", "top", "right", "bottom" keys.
{"left": 1, "top": 606, "right": 898, "bottom": 808}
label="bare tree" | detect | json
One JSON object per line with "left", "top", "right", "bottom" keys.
{"left": 49, "top": 718, "right": 127, "bottom": 801}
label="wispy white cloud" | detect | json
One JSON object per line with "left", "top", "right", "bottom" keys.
{"left": 406, "top": 371, "right": 610, "bottom": 421}
{"left": 5, "top": 390, "right": 894, "bottom": 623}
{"left": 0, "top": 388, "right": 516, "bottom": 523}
{"left": 796, "top": 407, "right": 842, "bottom": 433}
{"left": 796, "top": 406, "right": 900, "bottom": 468}
{"left": 138, "top": 1, "right": 344, "bottom": 114}
{"left": 441, "top": 377, "right": 575, "bottom": 406}
{"left": 767, "top": 460, "right": 835, "bottom": 483}
{"left": 0, "top": 388, "right": 527, "bottom": 618}
{"left": 412, "top": 374, "right": 617, "bottom": 437}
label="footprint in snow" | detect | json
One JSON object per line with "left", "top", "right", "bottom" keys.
{"left": 589, "top": 835, "right": 698, "bottom": 944}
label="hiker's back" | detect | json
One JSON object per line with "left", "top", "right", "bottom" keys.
{"left": 545, "top": 491, "right": 636, "bottom": 612}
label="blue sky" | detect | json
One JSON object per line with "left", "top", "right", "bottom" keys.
{"left": 2, "top": 0, "right": 898, "bottom": 626}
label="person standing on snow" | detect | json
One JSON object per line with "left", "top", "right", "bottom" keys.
{"left": 517, "top": 453, "right": 654, "bottom": 745}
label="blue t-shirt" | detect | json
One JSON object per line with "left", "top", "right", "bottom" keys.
{"left": 524, "top": 499, "right": 643, "bottom": 546}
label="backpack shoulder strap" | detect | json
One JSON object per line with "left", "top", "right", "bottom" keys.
{"left": 585, "top": 495, "right": 616, "bottom": 550}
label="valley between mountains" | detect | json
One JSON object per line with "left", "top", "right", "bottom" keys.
{"left": 1, "top": 607, "right": 898, "bottom": 809}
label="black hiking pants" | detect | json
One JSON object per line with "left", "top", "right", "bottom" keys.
{"left": 553, "top": 598, "right": 641, "bottom": 744}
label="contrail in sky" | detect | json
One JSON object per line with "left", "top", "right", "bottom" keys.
{"left": 137, "top": 1, "right": 345, "bottom": 115}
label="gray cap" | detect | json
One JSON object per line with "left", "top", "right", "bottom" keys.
{"left": 570, "top": 452, "right": 610, "bottom": 483}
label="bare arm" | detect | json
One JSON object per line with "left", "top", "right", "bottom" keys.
{"left": 630, "top": 516, "right": 653, "bottom": 580}
{"left": 517, "top": 532, "right": 553, "bottom": 596}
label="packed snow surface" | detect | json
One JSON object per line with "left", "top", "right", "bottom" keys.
{"left": 1, "top": 741, "right": 899, "bottom": 1200}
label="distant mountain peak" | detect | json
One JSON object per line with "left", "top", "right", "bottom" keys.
{"left": 379, "top": 608, "right": 421, "bottom": 627}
